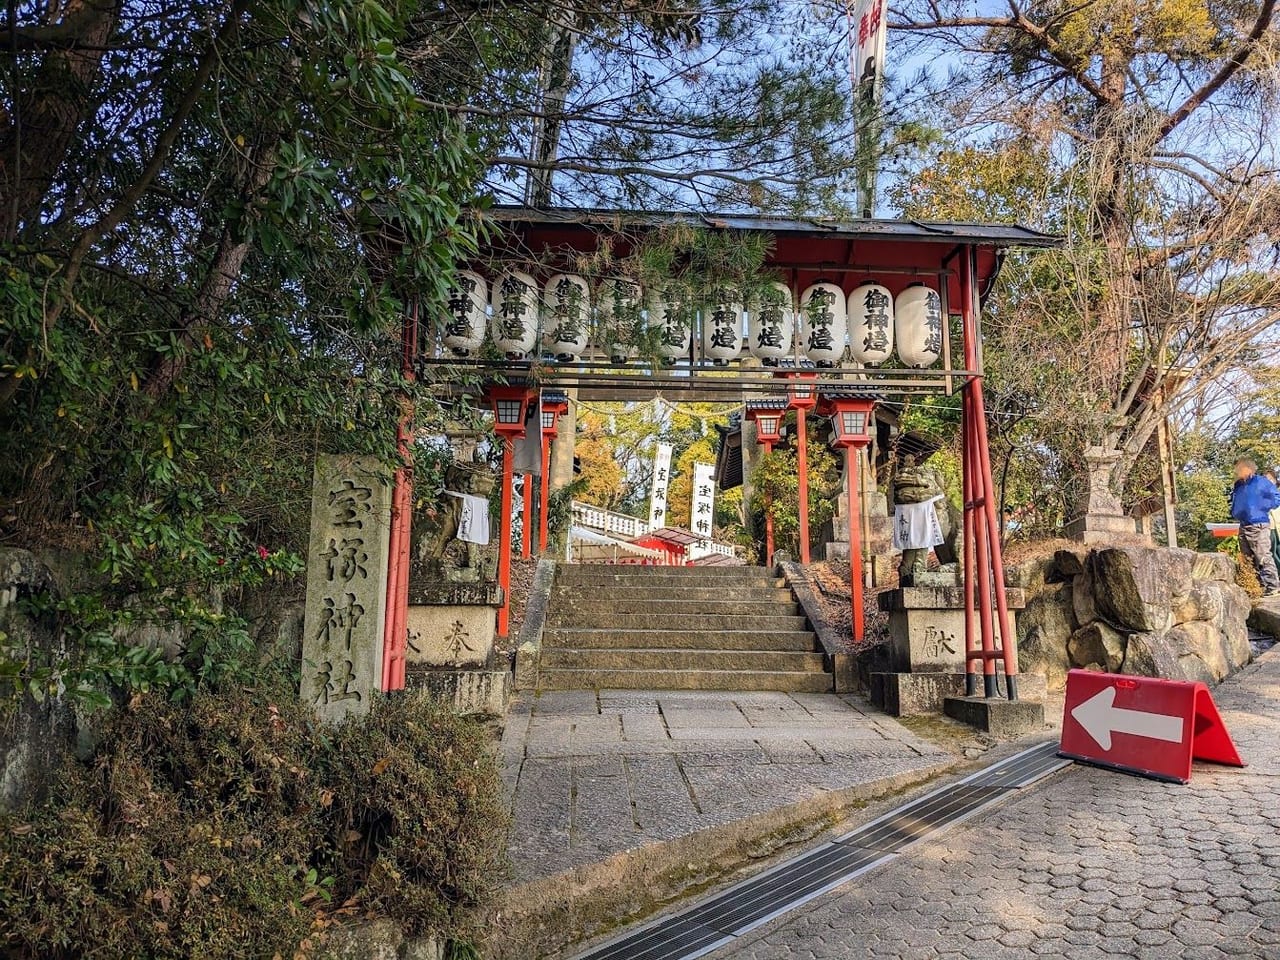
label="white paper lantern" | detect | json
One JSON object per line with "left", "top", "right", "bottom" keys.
{"left": 799, "top": 281, "right": 847, "bottom": 367}
{"left": 442, "top": 269, "right": 487, "bottom": 357}
{"left": 748, "top": 281, "right": 794, "bottom": 365}
{"left": 596, "top": 277, "right": 643, "bottom": 364}
{"left": 542, "top": 273, "right": 591, "bottom": 361}
{"left": 650, "top": 283, "right": 692, "bottom": 363}
{"left": 895, "top": 284, "right": 945, "bottom": 368}
{"left": 489, "top": 270, "right": 539, "bottom": 358}
{"left": 701, "top": 287, "right": 743, "bottom": 365}
{"left": 848, "top": 282, "right": 894, "bottom": 365}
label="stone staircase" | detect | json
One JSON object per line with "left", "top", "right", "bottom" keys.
{"left": 537, "top": 565, "right": 832, "bottom": 692}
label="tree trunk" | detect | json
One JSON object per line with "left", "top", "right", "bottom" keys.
{"left": 0, "top": 0, "right": 121, "bottom": 242}
{"left": 141, "top": 143, "right": 277, "bottom": 400}
{"left": 524, "top": 9, "right": 577, "bottom": 208}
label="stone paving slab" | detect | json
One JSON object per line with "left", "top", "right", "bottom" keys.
{"left": 705, "top": 650, "right": 1280, "bottom": 960}
{"left": 502, "top": 690, "right": 952, "bottom": 884}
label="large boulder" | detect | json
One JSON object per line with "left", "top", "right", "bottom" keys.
{"left": 1067, "top": 621, "right": 1127, "bottom": 673}
{"left": 1009, "top": 544, "right": 1251, "bottom": 691}
{"left": 1088, "top": 546, "right": 1196, "bottom": 633}
{"left": 1071, "top": 571, "right": 1099, "bottom": 627}
{"left": 1121, "top": 631, "right": 1183, "bottom": 679}
{"left": 1015, "top": 583, "right": 1076, "bottom": 688}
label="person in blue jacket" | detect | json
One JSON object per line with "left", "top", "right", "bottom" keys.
{"left": 1230, "top": 458, "right": 1280, "bottom": 596}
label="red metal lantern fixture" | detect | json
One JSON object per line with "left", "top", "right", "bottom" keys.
{"left": 485, "top": 384, "right": 534, "bottom": 638}
{"left": 822, "top": 393, "right": 876, "bottom": 645}
{"left": 745, "top": 400, "right": 787, "bottom": 564}
{"left": 784, "top": 370, "right": 819, "bottom": 564}
{"left": 539, "top": 392, "right": 570, "bottom": 553}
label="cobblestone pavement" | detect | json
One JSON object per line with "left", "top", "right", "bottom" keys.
{"left": 707, "top": 650, "right": 1280, "bottom": 960}
{"left": 502, "top": 690, "right": 953, "bottom": 883}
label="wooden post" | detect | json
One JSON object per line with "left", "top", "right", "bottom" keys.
{"left": 763, "top": 439, "right": 775, "bottom": 563}
{"left": 498, "top": 438, "right": 515, "bottom": 638}
{"left": 847, "top": 445, "right": 864, "bottom": 643}
{"left": 797, "top": 407, "right": 810, "bottom": 564}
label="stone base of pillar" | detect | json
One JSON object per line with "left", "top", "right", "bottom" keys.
{"left": 870, "top": 670, "right": 1047, "bottom": 717}
{"left": 943, "top": 695, "right": 1046, "bottom": 737}
{"left": 1063, "top": 511, "right": 1141, "bottom": 543}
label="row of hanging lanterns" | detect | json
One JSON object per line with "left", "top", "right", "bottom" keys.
{"left": 442, "top": 270, "right": 946, "bottom": 368}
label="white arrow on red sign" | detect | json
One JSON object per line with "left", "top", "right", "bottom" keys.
{"left": 1070, "top": 686, "right": 1185, "bottom": 751}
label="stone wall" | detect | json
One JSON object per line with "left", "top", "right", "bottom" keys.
{"left": 1012, "top": 545, "right": 1251, "bottom": 690}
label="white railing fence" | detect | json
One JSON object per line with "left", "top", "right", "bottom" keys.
{"left": 570, "top": 501, "right": 739, "bottom": 559}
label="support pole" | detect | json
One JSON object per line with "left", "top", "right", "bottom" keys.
{"left": 382, "top": 300, "right": 417, "bottom": 692}
{"left": 797, "top": 408, "right": 811, "bottom": 565}
{"left": 763, "top": 439, "right": 775, "bottom": 564}
{"left": 959, "top": 247, "right": 1019, "bottom": 700}
{"left": 972, "top": 372, "right": 1019, "bottom": 698}
{"left": 847, "top": 445, "right": 865, "bottom": 643}
{"left": 498, "top": 438, "right": 515, "bottom": 638}
{"left": 961, "top": 385, "right": 978, "bottom": 697}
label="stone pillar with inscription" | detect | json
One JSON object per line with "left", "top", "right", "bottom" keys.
{"left": 300, "top": 455, "right": 392, "bottom": 723}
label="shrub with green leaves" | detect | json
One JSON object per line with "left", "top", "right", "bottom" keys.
{"left": 0, "top": 688, "right": 507, "bottom": 959}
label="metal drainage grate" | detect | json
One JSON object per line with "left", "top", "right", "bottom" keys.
{"left": 574, "top": 741, "right": 1070, "bottom": 960}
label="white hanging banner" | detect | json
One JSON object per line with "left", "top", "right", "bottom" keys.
{"left": 648, "top": 443, "right": 674, "bottom": 530}
{"left": 690, "top": 462, "right": 717, "bottom": 550}
{"left": 852, "top": 0, "right": 887, "bottom": 88}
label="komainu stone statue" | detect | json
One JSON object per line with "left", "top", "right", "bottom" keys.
{"left": 893, "top": 453, "right": 960, "bottom": 586}
{"left": 414, "top": 461, "right": 497, "bottom": 584}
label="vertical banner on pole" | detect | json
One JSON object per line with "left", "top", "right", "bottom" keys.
{"left": 690, "top": 462, "right": 717, "bottom": 558}
{"left": 648, "top": 442, "right": 674, "bottom": 530}
{"left": 849, "top": 0, "right": 888, "bottom": 216}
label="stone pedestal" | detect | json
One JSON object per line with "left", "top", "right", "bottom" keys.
{"left": 869, "top": 579, "right": 1030, "bottom": 717}
{"left": 880, "top": 583, "right": 1025, "bottom": 674}
{"left": 300, "top": 455, "right": 392, "bottom": 723}
{"left": 404, "top": 567, "right": 509, "bottom": 717}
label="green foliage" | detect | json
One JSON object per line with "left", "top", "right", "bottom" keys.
{"left": 750, "top": 441, "right": 840, "bottom": 560}
{"left": 0, "top": 687, "right": 506, "bottom": 959}
{"left": 0, "top": 0, "right": 491, "bottom": 702}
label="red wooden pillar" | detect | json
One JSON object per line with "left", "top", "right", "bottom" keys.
{"left": 796, "top": 409, "right": 810, "bottom": 564}
{"left": 846, "top": 445, "right": 864, "bottom": 642}
{"left": 538, "top": 394, "right": 567, "bottom": 554}
{"left": 485, "top": 386, "right": 533, "bottom": 640}
{"left": 824, "top": 396, "right": 875, "bottom": 644}
{"left": 498, "top": 440, "right": 515, "bottom": 637}
{"left": 786, "top": 374, "right": 818, "bottom": 565}
{"left": 382, "top": 300, "right": 417, "bottom": 692}
{"left": 762, "top": 439, "right": 776, "bottom": 563}
{"left": 746, "top": 405, "right": 784, "bottom": 566}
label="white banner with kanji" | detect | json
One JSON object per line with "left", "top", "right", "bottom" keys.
{"left": 851, "top": 0, "right": 887, "bottom": 87}
{"left": 689, "top": 461, "right": 717, "bottom": 554}
{"left": 648, "top": 442, "right": 673, "bottom": 530}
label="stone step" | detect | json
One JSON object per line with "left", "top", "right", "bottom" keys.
{"left": 554, "top": 586, "right": 796, "bottom": 603}
{"left": 555, "top": 573, "right": 784, "bottom": 591}
{"left": 540, "top": 648, "right": 829, "bottom": 673}
{"left": 541, "top": 628, "right": 820, "bottom": 651}
{"left": 542, "top": 611, "right": 809, "bottom": 631}
{"left": 557, "top": 564, "right": 771, "bottom": 580}
{"left": 536, "top": 667, "right": 834, "bottom": 693}
{"left": 547, "top": 599, "right": 801, "bottom": 621}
